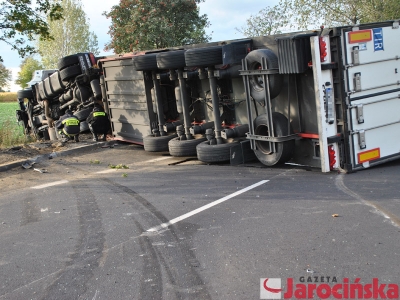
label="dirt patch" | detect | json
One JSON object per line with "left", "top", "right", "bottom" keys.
{"left": 0, "top": 133, "right": 95, "bottom": 166}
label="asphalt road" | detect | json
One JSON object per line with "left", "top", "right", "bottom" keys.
{"left": 0, "top": 143, "right": 399, "bottom": 300}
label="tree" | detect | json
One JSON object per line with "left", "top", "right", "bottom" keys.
{"left": 104, "top": 0, "right": 211, "bottom": 53}
{"left": 38, "top": 0, "right": 99, "bottom": 69}
{"left": 282, "top": 0, "right": 400, "bottom": 30}
{"left": 0, "top": 63, "right": 12, "bottom": 91}
{"left": 0, "top": 0, "right": 63, "bottom": 62}
{"left": 15, "top": 57, "right": 43, "bottom": 89}
{"left": 236, "top": 4, "right": 291, "bottom": 37}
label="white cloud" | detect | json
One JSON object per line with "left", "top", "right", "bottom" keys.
{"left": 3, "top": 0, "right": 276, "bottom": 90}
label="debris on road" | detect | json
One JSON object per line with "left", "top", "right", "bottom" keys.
{"left": 34, "top": 168, "right": 48, "bottom": 173}
{"left": 332, "top": 214, "right": 339, "bottom": 218}
{"left": 22, "top": 161, "right": 35, "bottom": 169}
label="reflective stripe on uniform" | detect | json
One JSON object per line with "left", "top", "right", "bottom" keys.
{"left": 93, "top": 112, "right": 106, "bottom": 117}
{"left": 62, "top": 117, "right": 79, "bottom": 126}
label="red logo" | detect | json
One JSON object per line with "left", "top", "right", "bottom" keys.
{"left": 264, "top": 278, "right": 283, "bottom": 293}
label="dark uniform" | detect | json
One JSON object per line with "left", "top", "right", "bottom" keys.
{"left": 86, "top": 103, "right": 110, "bottom": 141}
{"left": 55, "top": 109, "right": 80, "bottom": 142}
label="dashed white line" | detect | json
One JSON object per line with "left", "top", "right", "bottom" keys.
{"left": 147, "top": 180, "right": 269, "bottom": 232}
{"left": 31, "top": 180, "right": 69, "bottom": 189}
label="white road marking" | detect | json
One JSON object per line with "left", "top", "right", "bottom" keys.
{"left": 147, "top": 180, "right": 269, "bottom": 232}
{"left": 96, "top": 169, "right": 119, "bottom": 174}
{"left": 31, "top": 180, "right": 69, "bottom": 189}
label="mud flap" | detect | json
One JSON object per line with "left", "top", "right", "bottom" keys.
{"left": 230, "top": 140, "right": 257, "bottom": 165}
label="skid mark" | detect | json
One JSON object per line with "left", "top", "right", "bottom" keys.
{"left": 335, "top": 174, "right": 400, "bottom": 228}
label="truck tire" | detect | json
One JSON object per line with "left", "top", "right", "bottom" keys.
{"left": 245, "top": 49, "right": 283, "bottom": 102}
{"left": 185, "top": 46, "right": 223, "bottom": 67}
{"left": 196, "top": 139, "right": 240, "bottom": 163}
{"left": 58, "top": 54, "right": 79, "bottom": 70}
{"left": 74, "top": 107, "right": 92, "bottom": 121}
{"left": 60, "top": 65, "right": 82, "bottom": 81}
{"left": 143, "top": 133, "right": 178, "bottom": 152}
{"left": 157, "top": 50, "right": 186, "bottom": 70}
{"left": 132, "top": 54, "right": 158, "bottom": 71}
{"left": 17, "top": 89, "right": 33, "bottom": 99}
{"left": 253, "top": 112, "right": 294, "bottom": 166}
{"left": 168, "top": 136, "right": 207, "bottom": 157}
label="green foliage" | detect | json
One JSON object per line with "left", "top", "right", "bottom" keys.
{"left": 103, "top": 0, "right": 211, "bottom": 53}
{"left": 15, "top": 57, "right": 43, "bottom": 89}
{"left": 38, "top": 0, "right": 99, "bottom": 69}
{"left": 0, "top": 63, "right": 12, "bottom": 91}
{"left": 236, "top": 3, "right": 291, "bottom": 37}
{"left": 90, "top": 159, "right": 101, "bottom": 164}
{"left": 108, "top": 163, "right": 129, "bottom": 169}
{"left": 0, "top": 0, "right": 63, "bottom": 61}
{"left": 282, "top": 0, "right": 400, "bottom": 30}
{"left": 0, "top": 102, "right": 28, "bottom": 148}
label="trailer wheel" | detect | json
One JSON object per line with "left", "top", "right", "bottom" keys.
{"left": 60, "top": 65, "right": 82, "bottom": 81}
{"left": 168, "top": 136, "right": 207, "bottom": 157}
{"left": 157, "top": 50, "right": 186, "bottom": 70}
{"left": 74, "top": 107, "right": 92, "bottom": 121}
{"left": 185, "top": 46, "right": 223, "bottom": 67}
{"left": 253, "top": 112, "right": 294, "bottom": 166}
{"left": 196, "top": 139, "right": 240, "bottom": 163}
{"left": 143, "top": 133, "right": 178, "bottom": 152}
{"left": 245, "top": 49, "right": 283, "bottom": 102}
{"left": 58, "top": 54, "right": 79, "bottom": 70}
{"left": 133, "top": 54, "right": 158, "bottom": 71}
{"left": 17, "top": 89, "right": 33, "bottom": 99}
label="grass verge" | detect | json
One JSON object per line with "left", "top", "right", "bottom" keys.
{"left": 0, "top": 102, "right": 30, "bottom": 149}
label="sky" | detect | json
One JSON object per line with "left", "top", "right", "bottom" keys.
{"left": 3, "top": 0, "right": 276, "bottom": 91}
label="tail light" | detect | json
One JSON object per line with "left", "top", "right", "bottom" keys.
{"left": 319, "top": 37, "right": 328, "bottom": 62}
{"left": 328, "top": 145, "right": 336, "bottom": 170}
{"left": 89, "top": 53, "right": 97, "bottom": 67}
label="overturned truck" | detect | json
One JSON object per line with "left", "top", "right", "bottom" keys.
{"left": 16, "top": 53, "right": 104, "bottom": 139}
{"left": 18, "top": 20, "right": 400, "bottom": 173}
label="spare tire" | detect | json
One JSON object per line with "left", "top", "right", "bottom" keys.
{"left": 157, "top": 50, "right": 186, "bottom": 70}
{"left": 245, "top": 49, "right": 283, "bottom": 102}
{"left": 253, "top": 112, "right": 294, "bottom": 166}
{"left": 60, "top": 65, "right": 82, "bottom": 81}
{"left": 58, "top": 54, "right": 79, "bottom": 70}
{"left": 132, "top": 54, "right": 158, "bottom": 71}
{"left": 185, "top": 46, "right": 223, "bottom": 67}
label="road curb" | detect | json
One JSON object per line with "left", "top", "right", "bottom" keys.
{"left": 0, "top": 142, "right": 105, "bottom": 173}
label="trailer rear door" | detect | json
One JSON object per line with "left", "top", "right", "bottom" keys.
{"left": 342, "top": 21, "right": 400, "bottom": 170}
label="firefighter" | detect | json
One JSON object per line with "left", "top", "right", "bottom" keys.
{"left": 86, "top": 102, "right": 110, "bottom": 141}
{"left": 55, "top": 109, "right": 80, "bottom": 142}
